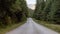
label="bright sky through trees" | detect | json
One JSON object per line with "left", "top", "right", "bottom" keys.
{"left": 26, "top": 0, "right": 36, "bottom": 4}
{"left": 26, "top": 0, "right": 36, "bottom": 10}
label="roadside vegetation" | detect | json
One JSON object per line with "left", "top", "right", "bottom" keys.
{"left": 0, "top": 0, "right": 60, "bottom": 34}
{"left": 0, "top": 0, "right": 28, "bottom": 34}
{"left": 33, "top": 19, "right": 60, "bottom": 33}
{"left": 33, "top": 0, "right": 60, "bottom": 33}
{"left": 0, "top": 21, "right": 26, "bottom": 34}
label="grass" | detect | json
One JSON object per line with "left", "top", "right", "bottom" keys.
{"left": 33, "top": 19, "right": 60, "bottom": 33}
{"left": 0, "top": 21, "right": 26, "bottom": 34}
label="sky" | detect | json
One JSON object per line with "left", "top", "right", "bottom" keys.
{"left": 26, "top": 0, "right": 36, "bottom": 10}
{"left": 26, "top": 0, "right": 46, "bottom": 10}
{"left": 26, "top": 0, "right": 36, "bottom": 4}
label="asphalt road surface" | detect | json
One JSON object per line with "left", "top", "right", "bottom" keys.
{"left": 6, "top": 18, "right": 59, "bottom": 34}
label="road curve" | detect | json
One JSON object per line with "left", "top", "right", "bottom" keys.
{"left": 6, "top": 18, "right": 59, "bottom": 34}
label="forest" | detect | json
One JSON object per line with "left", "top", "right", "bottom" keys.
{"left": 0, "top": 0, "right": 60, "bottom": 34}
{"left": 0, "top": 0, "right": 28, "bottom": 28}
{"left": 33, "top": 0, "right": 60, "bottom": 24}
{"left": 33, "top": 0, "right": 60, "bottom": 33}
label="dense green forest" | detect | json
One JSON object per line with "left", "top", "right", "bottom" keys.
{"left": 33, "top": 0, "right": 60, "bottom": 24}
{"left": 0, "top": 0, "right": 60, "bottom": 33}
{"left": 0, "top": 0, "right": 28, "bottom": 28}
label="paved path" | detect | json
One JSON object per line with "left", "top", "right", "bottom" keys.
{"left": 6, "top": 18, "right": 59, "bottom": 34}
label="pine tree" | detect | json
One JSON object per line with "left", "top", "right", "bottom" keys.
{"left": 0, "top": 0, "right": 28, "bottom": 27}
{"left": 41, "top": 0, "right": 53, "bottom": 21}
{"left": 48, "top": 0, "right": 60, "bottom": 24}
{"left": 33, "top": 0, "right": 45, "bottom": 20}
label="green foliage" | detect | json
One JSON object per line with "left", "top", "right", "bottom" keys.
{"left": 33, "top": 0, "right": 60, "bottom": 24}
{"left": 34, "top": 19, "right": 60, "bottom": 33}
{"left": 48, "top": 0, "right": 60, "bottom": 24}
{"left": 33, "top": 0, "right": 45, "bottom": 20}
{"left": 41, "top": 0, "right": 53, "bottom": 21}
{"left": 28, "top": 9, "right": 34, "bottom": 17}
{"left": 0, "top": 0, "right": 28, "bottom": 28}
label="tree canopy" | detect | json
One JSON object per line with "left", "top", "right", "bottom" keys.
{"left": 0, "top": 0, "right": 28, "bottom": 27}
{"left": 33, "top": 0, "right": 60, "bottom": 24}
